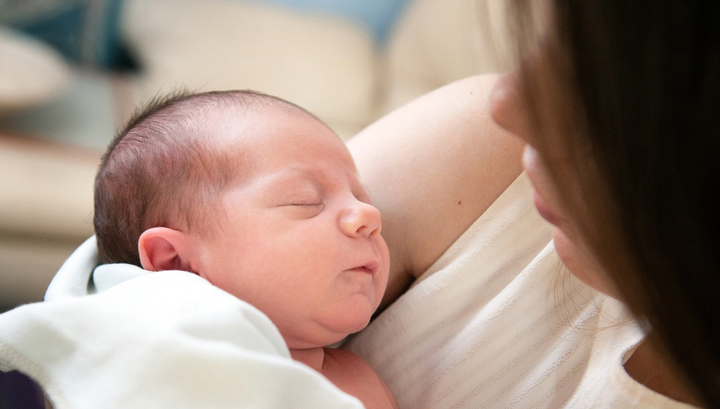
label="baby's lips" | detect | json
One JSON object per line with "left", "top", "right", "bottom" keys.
{"left": 348, "top": 259, "right": 380, "bottom": 275}
{"left": 364, "top": 260, "right": 381, "bottom": 275}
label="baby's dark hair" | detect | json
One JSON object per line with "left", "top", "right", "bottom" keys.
{"left": 94, "top": 89, "right": 320, "bottom": 266}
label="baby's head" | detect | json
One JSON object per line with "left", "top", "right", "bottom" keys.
{"left": 95, "top": 90, "right": 390, "bottom": 348}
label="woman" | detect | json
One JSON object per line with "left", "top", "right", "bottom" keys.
{"left": 346, "top": 0, "right": 718, "bottom": 407}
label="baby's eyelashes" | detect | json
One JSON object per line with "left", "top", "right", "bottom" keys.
{"left": 278, "top": 195, "right": 323, "bottom": 207}
{"left": 287, "top": 202, "right": 323, "bottom": 207}
{"left": 276, "top": 192, "right": 323, "bottom": 208}
{"left": 278, "top": 201, "right": 325, "bottom": 217}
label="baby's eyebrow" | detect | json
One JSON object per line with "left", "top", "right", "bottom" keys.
{"left": 273, "top": 167, "right": 317, "bottom": 183}
{"left": 263, "top": 165, "right": 359, "bottom": 196}
{"left": 259, "top": 168, "right": 322, "bottom": 194}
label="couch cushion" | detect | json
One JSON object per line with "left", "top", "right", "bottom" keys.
{"left": 380, "top": 0, "right": 514, "bottom": 114}
{"left": 0, "top": 135, "right": 97, "bottom": 240}
{"left": 0, "top": 135, "right": 98, "bottom": 305}
{"left": 122, "top": 0, "right": 378, "bottom": 139}
{"left": 0, "top": 27, "right": 70, "bottom": 112}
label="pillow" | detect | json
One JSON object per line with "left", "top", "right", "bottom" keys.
{"left": 0, "top": 27, "right": 70, "bottom": 111}
{"left": 122, "top": 0, "right": 378, "bottom": 139}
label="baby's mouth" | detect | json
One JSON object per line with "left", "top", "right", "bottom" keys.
{"left": 349, "top": 260, "right": 379, "bottom": 276}
{"left": 354, "top": 266, "right": 373, "bottom": 274}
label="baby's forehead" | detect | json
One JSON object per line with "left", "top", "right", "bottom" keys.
{"left": 196, "top": 101, "right": 355, "bottom": 183}
{"left": 209, "top": 104, "right": 321, "bottom": 144}
{"left": 214, "top": 104, "right": 344, "bottom": 152}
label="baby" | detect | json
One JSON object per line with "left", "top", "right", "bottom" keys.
{"left": 93, "top": 90, "right": 397, "bottom": 409}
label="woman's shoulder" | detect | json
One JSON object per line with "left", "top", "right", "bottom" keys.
{"left": 349, "top": 75, "right": 525, "bottom": 307}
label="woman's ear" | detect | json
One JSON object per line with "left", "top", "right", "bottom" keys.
{"left": 138, "top": 227, "right": 196, "bottom": 273}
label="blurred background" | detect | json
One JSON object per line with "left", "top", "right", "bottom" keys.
{"left": 0, "top": 0, "right": 512, "bottom": 312}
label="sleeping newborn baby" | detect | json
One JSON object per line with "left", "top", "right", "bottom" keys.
{"left": 94, "top": 90, "right": 397, "bottom": 409}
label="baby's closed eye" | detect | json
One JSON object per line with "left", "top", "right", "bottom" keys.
{"left": 278, "top": 192, "right": 322, "bottom": 207}
{"left": 285, "top": 202, "right": 323, "bottom": 207}
{"left": 278, "top": 198, "right": 325, "bottom": 217}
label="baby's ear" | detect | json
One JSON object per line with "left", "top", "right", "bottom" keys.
{"left": 138, "top": 227, "right": 196, "bottom": 272}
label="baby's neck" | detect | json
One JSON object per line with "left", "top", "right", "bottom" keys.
{"left": 289, "top": 347, "right": 326, "bottom": 371}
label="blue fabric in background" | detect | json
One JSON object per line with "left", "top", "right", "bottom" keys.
{"left": 0, "top": 0, "right": 412, "bottom": 70}
{"left": 257, "top": 0, "right": 412, "bottom": 43}
{"left": 0, "top": 0, "right": 133, "bottom": 70}
{"left": 6, "top": 2, "right": 87, "bottom": 62}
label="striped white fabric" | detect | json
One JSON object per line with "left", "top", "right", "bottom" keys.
{"left": 345, "top": 173, "right": 696, "bottom": 409}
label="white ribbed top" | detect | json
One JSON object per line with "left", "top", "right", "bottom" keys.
{"left": 345, "top": 173, "right": 697, "bottom": 409}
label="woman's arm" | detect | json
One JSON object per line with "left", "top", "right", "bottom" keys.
{"left": 348, "top": 74, "right": 524, "bottom": 307}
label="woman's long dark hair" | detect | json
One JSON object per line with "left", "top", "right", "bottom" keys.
{"left": 510, "top": 1, "right": 720, "bottom": 406}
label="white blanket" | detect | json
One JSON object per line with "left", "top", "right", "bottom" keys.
{"left": 0, "top": 237, "right": 363, "bottom": 409}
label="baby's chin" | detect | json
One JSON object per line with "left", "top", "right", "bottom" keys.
{"left": 284, "top": 313, "right": 373, "bottom": 349}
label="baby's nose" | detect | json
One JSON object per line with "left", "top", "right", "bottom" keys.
{"left": 339, "top": 201, "right": 382, "bottom": 238}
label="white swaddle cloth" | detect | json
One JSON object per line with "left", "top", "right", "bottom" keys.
{"left": 0, "top": 237, "right": 363, "bottom": 408}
